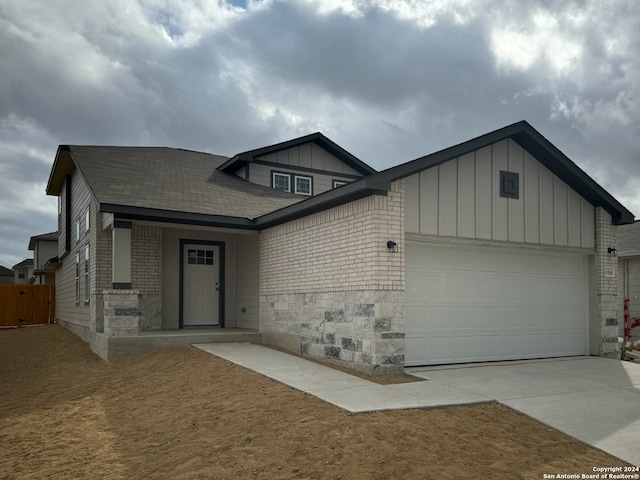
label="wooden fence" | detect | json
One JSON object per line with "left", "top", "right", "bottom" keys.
{"left": 0, "top": 284, "right": 55, "bottom": 327}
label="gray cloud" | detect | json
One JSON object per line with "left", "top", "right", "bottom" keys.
{"left": 0, "top": 0, "right": 638, "bottom": 266}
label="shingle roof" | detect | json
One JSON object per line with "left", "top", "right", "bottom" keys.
{"left": 0, "top": 266, "right": 13, "bottom": 276}
{"left": 618, "top": 221, "right": 640, "bottom": 256}
{"left": 68, "top": 146, "right": 303, "bottom": 219}
{"left": 12, "top": 258, "right": 33, "bottom": 269}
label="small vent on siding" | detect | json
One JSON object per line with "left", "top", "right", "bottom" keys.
{"left": 500, "top": 171, "right": 519, "bottom": 199}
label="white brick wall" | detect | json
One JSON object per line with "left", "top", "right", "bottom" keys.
{"left": 594, "top": 207, "right": 620, "bottom": 356}
{"left": 595, "top": 207, "right": 618, "bottom": 295}
{"left": 260, "top": 181, "right": 405, "bottom": 295}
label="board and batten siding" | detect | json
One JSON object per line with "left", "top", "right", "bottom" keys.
{"left": 258, "top": 143, "right": 360, "bottom": 175}
{"left": 405, "top": 139, "right": 595, "bottom": 249}
{"left": 54, "top": 169, "right": 97, "bottom": 328}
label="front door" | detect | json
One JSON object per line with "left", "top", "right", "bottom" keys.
{"left": 183, "top": 244, "right": 220, "bottom": 327}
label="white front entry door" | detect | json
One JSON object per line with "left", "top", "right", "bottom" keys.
{"left": 405, "top": 241, "right": 588, "bottom": 366}
{"left": 183, "top": 244, "right": 220, "bottom": 327}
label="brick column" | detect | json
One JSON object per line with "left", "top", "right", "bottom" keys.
{"left": 595, "top": 207, "right": 620, "bottom": 357}
{"left": 112, "top": 221, "right": 132, "bottom": 289}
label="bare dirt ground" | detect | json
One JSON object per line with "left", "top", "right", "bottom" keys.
{"left": 0, "top": 325, "right": 630, "bottom": 479}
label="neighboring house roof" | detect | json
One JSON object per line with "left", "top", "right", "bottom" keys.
{"left": 618, "top": 221, "right": 640, "bottom": 257}
{"left": 0, "top": 266, "right": 13, "bottom": 276}
{"left": 12, "top": 258, "right": 34, "bottom": 269}
{"left": 47, "top": 146, "right": 304, "bottom": 228}
{"left": 218, "top": 132, "right": 377, "bottom": 176}
{"left": 28, "top": 231, "right": 58, "bottom": 251}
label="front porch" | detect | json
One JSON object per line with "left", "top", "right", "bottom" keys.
{"left": 89, "top": 217, "right": 261, "bottom": 359}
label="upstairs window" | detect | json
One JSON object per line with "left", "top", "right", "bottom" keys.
{"left": 84, "top": 244, "right": 90, "bottom": 304}
{"left": 294, "top": 175, "right": 312, "bottom": 196}
{"left": 272, "top": 172, "right": 290, "bottom": 192}
{"left": 84, "top": 207, "right": 90, "bottom": 233}
{"left": 75, "top": 252, "right": 80, "bottom": 304}
{"left": 75, "top": 220, "right": 80, "bottom": 244}
{"left": 332, "top": 180, "right": 347, "bottom": 188}
{"left": 272, "top": 171, "right": 313, "bottom": 196}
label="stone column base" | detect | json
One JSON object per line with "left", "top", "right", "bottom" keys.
{"left": 103, "top": 289, "right": 141, "bottom": 337}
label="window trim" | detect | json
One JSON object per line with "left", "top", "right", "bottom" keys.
{"left": 84, "top": 244, "right": 90, "bottom": 304}
{"left": 332, "top": 179, "right": 348, "bottom": 189}
{"left": 271, "top": 170, "right": 314, "bottom": 196}
{"left": 271, "top": 171, "right": 291, "bottom": 193}
{"left": 84, "top": 207, "right": 90, "bottom": 233}
{"left": 75, "top": 219, "right": 80, "bottom": 244}
{"left": 293, "top": 174, "right": 313, "bottom": 196}
{"left": 75, "top": 252, "right": 80, "bottom": 305}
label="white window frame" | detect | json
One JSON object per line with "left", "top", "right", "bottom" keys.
{"left": 75, "top": 252, "right": 80, "bottom": 304}
{"left": 84, "top": 207, "right": 90, "bottom": 233}
{"left": 84, "top": 244, "right": 90, "bottom": 304}
{"left": 272, "top": 172, "right": 291, "bottom": 192}
{"left": 332, "top": 180, "right": 347, "bottom": 188}
{"left": 294, "top": 175, "right": 312, "bottom": 196}
{"left": 75, "top": 219, "right": 80, "bottom": 244}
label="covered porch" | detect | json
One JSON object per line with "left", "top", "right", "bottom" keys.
{"left": 91, "top": 215, "right": 261, "bottom": 359}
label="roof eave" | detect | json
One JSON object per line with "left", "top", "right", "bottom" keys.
{"left": 99, "top": 203, "right": 260, "bottom": 230}
{"left": 46, "top": 145, "right": 74, "bottom": 196}
{"left": 218, "top": 133, "right": 377, "bottom": 176}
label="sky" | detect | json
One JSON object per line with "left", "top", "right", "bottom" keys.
{"left": 1, "top": 0, "right": 639, "bottom": 268}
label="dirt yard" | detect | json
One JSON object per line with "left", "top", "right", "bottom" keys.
{"left": 0, "top": 325, "right": 630, "bottom": 479}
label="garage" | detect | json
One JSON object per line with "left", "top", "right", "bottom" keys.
{"left": 405, "top": 240, "right": 588, "bottom": 366}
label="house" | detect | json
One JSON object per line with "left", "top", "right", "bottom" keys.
{"left": 0, "top": 266, "right": 14, "bottom": 284}
{"left": 12, "top": 259, "right": 34, "bottom": 285}
{"left": 28, "top": 232, "right": 59, "bottom": 285}
{"left": 617, "top": 221, "right": 640, "bottom": 342}
{"left": 45, "top": 122, "right": 634, "bottom": 374}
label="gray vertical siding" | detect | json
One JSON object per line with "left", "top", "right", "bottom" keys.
{"left": 405, "top": 139, "right": 596, "bottom": 249}
{"left": 54, "top": 169, "right": 97, "bottom": 328}
{"left": 235, "top": 234, "right": 259, "bottom": 329}
{"left": 257, "top": 143, "right": 360, "bottom": 175}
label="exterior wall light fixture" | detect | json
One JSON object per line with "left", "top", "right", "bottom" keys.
{"left": 387, "top": 241, "right": 398, "bottom": 253}
{"left": 608, "top": 247, "right": 617, "bottom": 257}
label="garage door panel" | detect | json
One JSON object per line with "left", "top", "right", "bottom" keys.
{"left": 406, "top": 242, "right": 588, "bottom": 366}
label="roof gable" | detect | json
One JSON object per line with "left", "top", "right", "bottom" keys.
{"left": 366, "top": 121, "right": 634, "bottom": 225}
{"left": 0, "top": 266, "right": 13, "bottom": 276}
{"left": 29, "top": 232, "right": 58, "bottom": 251}
{"left": 218, "top": 132, "right": 376, "bottom": 177}
{"left": 12, "top": 259, "right": 33, "bottom": 269}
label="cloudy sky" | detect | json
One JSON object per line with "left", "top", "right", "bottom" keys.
{"left": 1, "top": 0, "right": 639, "bottom": 268}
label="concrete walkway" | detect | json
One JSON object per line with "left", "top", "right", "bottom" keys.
{"left": 194, "top": 343, "right": 640, "bottom": 466}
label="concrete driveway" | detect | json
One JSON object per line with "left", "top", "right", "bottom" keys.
{"left": 409, "top": 357, "right": 640, "bottom": 466}
{"left": 195, "top": 344, "right": 640, "bottom": 466}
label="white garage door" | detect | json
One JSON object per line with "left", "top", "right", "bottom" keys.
{"left": 405, "top": 241, "right": 588, "bottom": 366}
